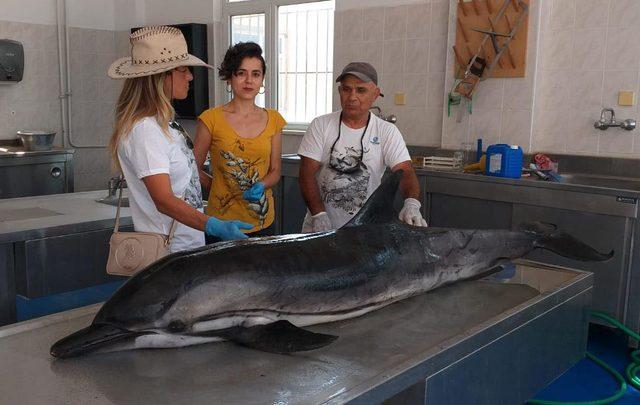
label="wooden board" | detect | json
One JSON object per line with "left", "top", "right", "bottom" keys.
{"left": 454, "top": 0, "right": 529, "bottom": 78}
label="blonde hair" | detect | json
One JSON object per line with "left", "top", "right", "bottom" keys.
{"left": 108, "top": 72, "right": 174, "bottom": 171}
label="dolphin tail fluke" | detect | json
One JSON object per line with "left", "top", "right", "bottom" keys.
{"left": 520, "top": 221, "right": 613, "bottom": 262}
{"left": 534, "top": 232, "right": 614, "bottom": 261}
{"left": 50, "top": 323, "right": 139, "bottom": 359}
{"left": 224, "top": 320, "right": 338, "bottom": 354}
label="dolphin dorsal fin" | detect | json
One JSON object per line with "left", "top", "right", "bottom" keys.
{"left": 341, "top": 170, "right": 403, "bottom": 228}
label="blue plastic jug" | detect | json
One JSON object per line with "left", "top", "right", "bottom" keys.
{"left": 485, "top": 144, "right": 523, "bottom": 179}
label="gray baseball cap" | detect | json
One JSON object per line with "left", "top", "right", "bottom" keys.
{"left": 336, "top": 62, "right": 384, "bottom": 96}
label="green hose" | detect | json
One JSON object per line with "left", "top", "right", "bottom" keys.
{"left": 527, "top": 310, "right": 640, "bottom": 405}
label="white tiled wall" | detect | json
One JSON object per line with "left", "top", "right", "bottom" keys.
{"left": 0, "top": 21, "right": 62, "bottom": 142}
{"left": 67, "top": 27, "right": 126, "bottom": 148}
{"left": 333, "top": 1, "right": 449, "bottom": 147}
{"left": 533, "top": 0, "right": 640, "bottom": 157}
{"left": 0, "top": 20, "right": 129, "bottom": 191}
{"left": 1, "top": 18, "right": 219, "bottom": 192}
{"left": 336, "top": 0, "right": 640, "bottom": 159}
{"left": 441, "top": 0, "right": 541, "bottom": 152}
{"left": 66, "top": 27, "right": 128, "bottom": 190}
{"left": 332, "top": 0, "right": 540, "bottom": 152}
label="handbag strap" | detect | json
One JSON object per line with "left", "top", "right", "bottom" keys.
{"left": 113, "top": 174, "right": 177, "bottom": 244}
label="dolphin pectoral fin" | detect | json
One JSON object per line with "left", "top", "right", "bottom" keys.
{"left": 222, "top": 320, "right": 338, "bottom": 354}
{"left": 477, "top": 258, "right": 518, "bottom": 281}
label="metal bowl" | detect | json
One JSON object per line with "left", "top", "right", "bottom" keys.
{"left": 17, "top": 130, "right": 56, "bottom": 151}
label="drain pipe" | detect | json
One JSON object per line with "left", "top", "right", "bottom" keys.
{"left": 56, "top": 0, "right": 107, "bottom": 148}
{"left": 55, "top": 0, "right": 69, "bottom": 148}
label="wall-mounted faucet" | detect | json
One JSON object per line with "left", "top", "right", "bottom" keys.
{"left": 594, "top": 108, "right": 636, "bottom": 131}
{"left": 370, "top": 106, "right": 397, "bottom": 124}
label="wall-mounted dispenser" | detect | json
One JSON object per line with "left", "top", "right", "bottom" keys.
{"left": 0, "top": 39, "right": 24, "bottom": 83}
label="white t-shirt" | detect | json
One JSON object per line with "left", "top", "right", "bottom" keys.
{"left": 297, "top": 110, "right": 410, "bottom": 230}
{"left": 118, "top": 117, "right": 205, "bottom": 253}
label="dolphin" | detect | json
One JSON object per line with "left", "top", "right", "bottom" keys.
{"left": 50, "top": 171, "right": 612, "bottom": 358}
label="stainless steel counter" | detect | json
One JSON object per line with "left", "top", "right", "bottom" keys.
{"left": 0, "top": 191, "right": 133, "bottom": 326}
{"left": 417, "top": 168, "right": 640, "bottom": 198}
{"left": 0, "top": 261, "right": 593, "bottom": 404}
{"left": 282, "top": 153, "right": 640, "bottom": 201}
{"left": 0, "top": 145, "right": 75, "bottom": 158}
{"left": 0, "top": 145, "right": 75, "bottom": 198}
{"left": 0, "top": 190, "right": 132, "bottom": 244}
{"left": 416, "top": 169, "right": 638, "bottom": 218}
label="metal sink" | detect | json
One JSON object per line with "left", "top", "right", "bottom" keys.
{"left": 0, "top": 207, "right": 63, "bottom": 222}
{"left": 558, "top": 173, "right": 640, "bottom": 191}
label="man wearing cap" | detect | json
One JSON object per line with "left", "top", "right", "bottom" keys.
{"left": 297, "top": 62, "right": 427, "bottom": 232}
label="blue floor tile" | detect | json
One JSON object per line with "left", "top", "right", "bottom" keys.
{"left": 531, "top": 324, "right": 640, "bottom": 404}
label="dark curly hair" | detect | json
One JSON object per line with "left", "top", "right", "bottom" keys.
{"left": 218, "top": 42, "right": 266, "bottom": 81}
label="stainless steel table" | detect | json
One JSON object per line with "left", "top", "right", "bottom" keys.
{"left": 0, "top": 261, "right": 593, "bottom": 404}
{"left": 0, "top": 190, "right": 132, "bottom": 244}
{"left": 0, "top": 190, "right": 133, "bottom": 325}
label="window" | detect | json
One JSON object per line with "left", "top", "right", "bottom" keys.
{"left": 278, "top": 2, "right": 333, "bottom": 124}
{"left": 223, "top": 0, "right": 335, "bottom": 126}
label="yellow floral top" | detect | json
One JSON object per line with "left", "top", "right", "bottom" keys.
{"left": 198, "top": 106, "right": 286, "bottom": 233}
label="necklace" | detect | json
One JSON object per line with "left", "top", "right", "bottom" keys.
{"left": 328, "top": 112, "right": 371, "bottom": 174}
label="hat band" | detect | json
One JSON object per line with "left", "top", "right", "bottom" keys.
{"left": 132, "top": 52, "right": 188, "bottom": 66}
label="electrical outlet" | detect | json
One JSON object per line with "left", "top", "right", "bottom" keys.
{"left": 618, "top": 91, "right": 635, "bottom": 106}
{"left": 394, "top": 92, "right": 406, "bottom": 105}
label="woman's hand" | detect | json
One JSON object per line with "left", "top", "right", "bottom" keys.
{"left": 242, "top": 182, "right": 265, "bottom": 202}
{"left": 205, "top": 217, "right": 253, "bottom": 240}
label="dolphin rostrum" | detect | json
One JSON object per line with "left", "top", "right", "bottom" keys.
{"left": 51, "top": 171, "right": 612, "bottom": 358}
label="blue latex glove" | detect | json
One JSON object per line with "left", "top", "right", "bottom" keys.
{"left": 242, "top": 182, "right": 265, "bottom": 202}
{"left": 205, "top": 217, "right": 253, "bottom": 240}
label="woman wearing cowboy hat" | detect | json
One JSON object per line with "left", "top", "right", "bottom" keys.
{"left": 194, "top": 42, "right": 286, "bottom": 242}
{"left": 107, "top": 26, "right": 251, "bottom": 253}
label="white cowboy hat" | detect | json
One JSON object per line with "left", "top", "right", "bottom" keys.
{"left": 108, "top": 26, "right": 212, "bottom": 79}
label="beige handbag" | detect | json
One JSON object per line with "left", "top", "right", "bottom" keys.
{"left": 106, "top": 176, "right": 176, "bottom": 276}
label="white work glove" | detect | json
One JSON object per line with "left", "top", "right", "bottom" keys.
{"left": 399, "top": 198, "right": 428, "bottom": 227}
{"left": 311, "top": 211, "right": 333, "bottom": 232}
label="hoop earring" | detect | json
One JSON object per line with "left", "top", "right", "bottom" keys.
{"left": 259, "top": 86, "right": 265, "bottom": 95}
{"left": 226, "top": 83, "right": 232, "bottom": 93}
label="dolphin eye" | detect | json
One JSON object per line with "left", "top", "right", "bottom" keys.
{"left": 168, "top": 320, "right": 186, "bottom": 332}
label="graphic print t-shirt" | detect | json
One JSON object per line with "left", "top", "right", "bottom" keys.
{"left": 198, "top": 106, "right": 286, "bottom": 233}
{"left": 118, "top": 117, "right": 204, "bottom": 253}
{"left": 297, "top": 111, "right": 410, "bottom": 229}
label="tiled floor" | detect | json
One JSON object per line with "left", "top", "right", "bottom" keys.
{"left": 531, "top": 324, "right": 640, "bottom": 404}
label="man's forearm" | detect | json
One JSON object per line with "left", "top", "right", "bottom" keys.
{"left": 299, "top": 172, "right": 325, "bottom": 215}
{"left": 400, "top": 174, "right": 420, "bottom": 200}
{"left": 394, "top": 162, "right": 420, "bottom": 200}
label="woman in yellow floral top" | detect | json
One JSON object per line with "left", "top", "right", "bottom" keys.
{"left": 194, "top": 42, "right": 286, "bottom": 239}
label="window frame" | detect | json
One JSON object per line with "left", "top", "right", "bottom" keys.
{"left": 221, "top": 0, "right": 334, "bottom": 130}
